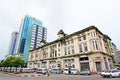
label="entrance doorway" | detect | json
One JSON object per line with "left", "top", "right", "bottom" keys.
{"left": 80, "top": 62, "right": 90, "bottom": 71}
{"left": 95, "top": 62, "right": 101, "bottom": 72}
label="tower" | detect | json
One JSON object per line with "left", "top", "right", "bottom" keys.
{"left": 16, "top": 15, "right": 47, "bottom": 63}
{"left": 8, "top": 32, "right": 18, "bottom": 55}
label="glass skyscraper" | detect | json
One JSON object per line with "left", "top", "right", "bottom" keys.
{"left": 16, "top": 15, "right": 47, "bottom": 63}
{"left": 8, "top": 32, "right": 18, "bottom": 55}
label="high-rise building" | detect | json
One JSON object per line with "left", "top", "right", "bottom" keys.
{"left": 16, "top": 15, "right": 47, "bottom": 63}
{"left": 8, "top": 32, "right": 18, "bottom": 55}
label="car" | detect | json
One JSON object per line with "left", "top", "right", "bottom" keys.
{"left": 63, "top": 68, "right": 70, "bottom": 74}
{"left": 113, "top": 67, "right": 120, "bottom": 70}
{"left": 51, "top": 67, "right": 62, "bottom": 74}
{"left": 21, "top": 68, "right": 35, "bottom": 73}
{"left": 100, "top": 70, "right": 110, "bottom": 78}
{"left": 11, "top": 67, "right": 16, "bottom": 72}
{"left": 36, "top": 68, "right": 48, "bottom": 74}
{"left": 80, "top": 69, "right": 91, "bottom": 75}
{"left": 100, "top": 70, "right": 120, "bottom": 78}
{"left": 71, "top": 68, "right": 79, "bottom": 75}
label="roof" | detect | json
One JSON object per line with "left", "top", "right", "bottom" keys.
{"left": 30, "top": 25, "right": 107, "bottom": 52}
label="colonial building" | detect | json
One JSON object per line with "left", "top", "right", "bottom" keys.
{"left": 27, "top": 26, "right": 113, "bottom": 73}
{"left": 115, "top": 50, "right": 120, "bottom": 64}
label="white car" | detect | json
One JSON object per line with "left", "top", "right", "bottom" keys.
{"left": 21, "top": 68, "right": 35, "bottom": 73}
{"left": 51, "top": 67, "right": 62, "bottom": 74}
{"left": 71, "top": 68, "right": 79, "bottom": 75}
{"left": 63, "top": 68, "right": 69, "bottom": 74}
{"left": 100, "top": 70, "right": 120, "bottom": 78}
{"left": 36, "top": 68, "right": 48, "bottom": 74}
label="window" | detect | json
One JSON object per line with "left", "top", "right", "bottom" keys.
{"left": 64, "top": 60, "right": 67, "bottom": 63}
{"left": 71, "top": 46, "right": 74, "bottom": 54}
{"left": 30, "top": 55, "right": 33, "bottom": 61}
{"left": 80, "top": 62, "right": 90, "bottom": 71}
{"left": 92, "top": 40, "right": 99, "bottom": 50}
{"left": 90, "top": 32, "right": 93, "bottom": 37}
{"left": 83, "top": 35, "right": 86, "bottom": 40}
{"left": 91, "top": 32, "right": 96, "bottom": 37}
{"left": 72, "top": 64, "right": 75, "bottom": 68}
{"left": 43, "top": 54, "right": 46, "bottom": 59}
{"left": 84, "top": 43, "right": 88, "bottom": 52}
{"left": 78, "top": 37, "right": 82, "bottom": 41}
{"left": 79, "top": 44, "right": 83, "bottom": 52}
{"left": 92, "top": 41, "right": 95, "bottom": 50}
{"left": 58, "top": 49, "right": 60, "bottom": 52}
{"left": 58, "top": 43, "right": 60, "bottom": 47}
{"left": 71, "top": 39, "right": 74, "bottom": 44}
{"left": 55, "top": 51, "right": 57, "bottom": 57}
{"left": 68, "top": 47, "right": 70, "bottom": 54}
{"left": 58, "top": 53, "right": 60, "bottom": 56}
{"left": 64, "top": 42, "right": 66, "bottom": 46}
{"left": 95, "top": 41, "right": 98, "bottom": 50}
{"left": 80, "top": 57, "right": 89, "bottom": 61}
{"left": 35, "top": 54, "right": 38, "bottom": 57}
{"left": 64, "top": 48, "right": 67, "bottom": 55}
{"left": 29, "top": 63, "right": 32, "bottom": 65}
{"left": 50, "top": 53, "right": 52, "bottom": 57}
{"left": 68, "top": 41, "right": 70, "bottom": 45}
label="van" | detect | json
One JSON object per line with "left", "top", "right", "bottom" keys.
{"left": 51, "top": 68, "right": 62, "bottom": 74}
{"left": 36, "top": 68, "right": 48, "bottom": 74}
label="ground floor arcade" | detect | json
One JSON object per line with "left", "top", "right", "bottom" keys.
{"left": 28, "top": 52, "right": 113, "bottom": 73}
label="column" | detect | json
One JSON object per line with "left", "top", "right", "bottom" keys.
{"left": 74, "top": 58, "right": 80, "bottom": 71}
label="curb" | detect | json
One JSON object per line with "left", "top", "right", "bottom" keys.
{"left": 19, "top": 74, "right": 43, "bottom": 77}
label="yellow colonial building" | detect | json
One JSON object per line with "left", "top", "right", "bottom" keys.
{"left": 27, "top": 26, "right": 113, "bottom": 73}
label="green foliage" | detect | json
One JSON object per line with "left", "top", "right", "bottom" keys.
{"left": 11, "top": 57, "right": 24, "bottom": 67}
{"left": 0, "top": 60, "right": 4, "bottom": 67}
{"left": 0, "top": 57, "right": 24, "bottom": 68}
{"left": 4, "top": 57, "right": 14, "bottom": 67}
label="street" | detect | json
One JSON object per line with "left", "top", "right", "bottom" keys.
{"left": 0, "top": 72, "right": 120, "bottom": 80}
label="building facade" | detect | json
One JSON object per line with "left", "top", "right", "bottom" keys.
{"left": 112, "top": 43, "right": 117, "bottom": 63}
{"left": 7, "top": 32, "right": 18, "bottom": 55}
{"left": 16, "top": 15, "right": 47, "bottom": 63}
{"left": 115, "top": 50, "right": 120, "bottom": 64}
{"left": 28, "top": 26, "right": 113, "bottom": 73}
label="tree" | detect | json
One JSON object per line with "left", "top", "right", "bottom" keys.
{"left": 2, "top": 57, "right": 14, "bottom": 71}
{"left": 5, "top": 57, "right": 14, "bottom": 66}
{"left": 0, "top": 60, "right": 4, "bottom": 67}
{"left": 11, "top": 57, "right": 24, "bottom": 72}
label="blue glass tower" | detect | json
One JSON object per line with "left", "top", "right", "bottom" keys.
{"left": 8, "top": 32, "right": 18, "bottom": 55}
{"left": 16, "top": 15, "right": 47, "bottom": 63}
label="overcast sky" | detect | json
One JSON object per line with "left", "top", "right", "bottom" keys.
{"left": 0, "top": 0, "right": 120, "bottom": 60}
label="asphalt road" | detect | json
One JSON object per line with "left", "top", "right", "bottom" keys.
{"left": 0, "top": 72, "right": 120, "bottom": 80}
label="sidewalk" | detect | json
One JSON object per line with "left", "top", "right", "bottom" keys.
{"left": 1, "top": 71, "right": 45, "bottom": 77}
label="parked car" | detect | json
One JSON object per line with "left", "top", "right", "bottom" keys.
{"left": 80, "top": 69, "right": 91, "bottom": 75}
{"left": 21, "top": 68, "right": 34, "bottom": 73}
{"left": 71, "top": 68, "right": 79, "bottom": 75}
{"left": 11, "top": 67, "right": 16, "bottom": 72}
{"left": 100, "top": 70, "right": 120, "bottom": 78}
{"left": 63, "top": 68, "right": 69, "bottom": 74}
{"left": 36, "top": 68, "right": 48, "bottom": 74}
{"left": 113, "top": 67, "right": 120, "bottom": 70}
{"left": 51, "top": 67, "right": 62, "bottom": 74}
